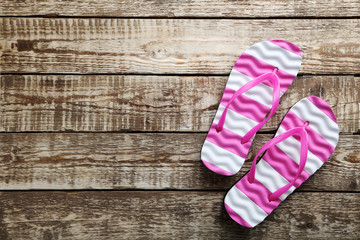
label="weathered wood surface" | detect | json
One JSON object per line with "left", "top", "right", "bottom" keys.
{"left": 1, "top": 0, "right": 360, "bottom": 18}
{"left": 0, "top": 2, "right": 359, "bottom": 238}
{"left": 0, "top": 133, "right": 357, "bottom": 191}
{"left": 0, "top": 191, "right": 358, "bottom": 239}
{"left": 1, "top": 18, "right": 360, "bottom": 74}
{"left": 1, "top": 75, "right": 358, "bottom": 133}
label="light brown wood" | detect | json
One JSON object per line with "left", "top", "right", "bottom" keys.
{"left": 0, "top": 1, "right": 359, "bottom": 238}
{"left": 1, "top": 0, "right": 359, "bottom": 17}
{"left": 1, "top": 18, "right": 360, "bottom": 74}
{"left": 0, "top": 191, "right": 358, "bottom": 239}
{"left": 1, "top": 75, "right": 358, "bottom": 133}
{"left": 0, "top": 133, "right": 357, "bottom": 191}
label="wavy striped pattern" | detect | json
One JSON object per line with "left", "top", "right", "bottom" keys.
{"left": 212, "top": 105, "right": 258, "bottom": 137}
{"left": 226, "top": 69, "right": 276, "bottom": 107}
{"left": 269, "top": 40, "right": 302, "bottom": 56}
{"left": 254, "top": 160, "right": 296, "bottom": 201}
{"left": 290, "top": 97, "right": 339, "bottom": 147}
{"left": 224, "top": 184, "right": 268, "bottom": 227}
{"left": 222, "top": 88, "right": 270, "bottom": 122}
{"left": 275, "top": 127, "right": 324, "bottom": 175}
{"left": 224, "top": 96, "right": 339, "bottom": 228}
{"left": 201, "top": 141, "right": 244, "bottom": 175}
{"left": 307, "top": 96, "right": 337, "bottom": 123}
{"left": 206, "top": 124, "right": 251, "bottom": 159}
{"left": 235, "top": 174, "right": 281, "bottom": 214}
{"left": 201, "top": 40, "right": 302, "bottom": 176}
{"left": 244, "top": 41, "right": 302, "bottom": 76}
{"left": 262, "top": 145, "right": 310, "bottom": 188}
{"left": 280, "top": 110, "right": 335, "bottom": 162}
{"left": 234, "top": 53, "right": 295, "bottom": 93}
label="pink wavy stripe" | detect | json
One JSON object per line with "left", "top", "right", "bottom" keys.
{"left": 268, "top": 40, "right": 302, "bottom": 56}
{"left": 224, "top": 203, "right": 252, "bottom": 228}
{"left": 235, "top": 174, "right": 281, "bottom": 214}
{"left": 233, "top": 53, "right": 295, "bottom": 93}
{"left": 262, "top": 146, "right": 310, "bottom": 188}
{"left": 201, "top": 159, "right": 234, "bottom": 176}
{"left": 307, "top": 96, "right": 337, "bottom": 123}
{"left": 206, "top": 124, "right": 252, "bottom": 159}
{"left": 221, "top": 87, "right": 270, "bottom": 123}
{"left": 282, "top": 110, "right": 335, "bottom": 163}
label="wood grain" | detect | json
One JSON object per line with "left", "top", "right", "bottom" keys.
{"left": 1, "top": 75, "right": 358, "bottom": 133}
{"left": 0, "top": 1, "right": 359, "bottom": 239}
{"left": 1, "top": 18, "right": 360, "bottom": 74}
{"left": 1, "top": 0, "right": 359, "bottom": 18}
{"left": 0, "top": 191, "right": 358, "bottom": 239}
{"left": 0, "top": 133, "right": 358, "bottom": 191}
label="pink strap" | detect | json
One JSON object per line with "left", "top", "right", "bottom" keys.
{"left": 215, "top": 68, "right": 281, "bottom": 144}
{"left": 247, "top": 122, "right": 309, "bottom": 202}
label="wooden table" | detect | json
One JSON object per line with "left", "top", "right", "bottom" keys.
{"left": 0, "top": 1, "right": 359, "bottom": 239}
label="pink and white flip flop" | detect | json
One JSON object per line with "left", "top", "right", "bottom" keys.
{"left": 201, "top": 40, "right": 303, "bottom": 176}
{"left": 224, "top": 96, "right": 339, "bottom": 228}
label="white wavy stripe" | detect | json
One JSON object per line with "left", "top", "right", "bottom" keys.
{"left": 201, "top": 141, "right": 244, "bottom": 175}
{"left": 244, "top": 41, "right": 302, "bottom": 76}
{"left": 255, "top": 160, "right": 296, "bottom": 201}
{"left": 225, "top": 185, "right": 268, "bottom": 227}
{"left": 226, "top": 69, "right": 283, "bottom": 107}
{"left": 275, "top": 126, "right": 324, "bottom": 175}
{"left": 213, "top": 105, "right": 258, "bottom": 137}
{"left": 291, "top": 98, "right": 339, "bottom": 148}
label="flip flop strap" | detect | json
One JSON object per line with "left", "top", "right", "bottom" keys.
{"left": 215, "top": 68, "right": 281, "bottom": 144}
{"left": 247, "top": 122, "right": 309, "bottom": 202}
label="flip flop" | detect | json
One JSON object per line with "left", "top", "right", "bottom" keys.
{"left": 224, "top": 96, "right": 339, "bottom": 228}
{"left": 201, "top": 40, "right": 303, "bottom": 176}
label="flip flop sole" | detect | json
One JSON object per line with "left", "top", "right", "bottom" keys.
{"left": 224, "top": 96, "right": 339, "bottom": 227}
{"left": 201, "top": 40, "right": 302, "bottom": 176}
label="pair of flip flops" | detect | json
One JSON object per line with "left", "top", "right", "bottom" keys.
{"left": 201, "top": 40, "right": 339, "bottom": 228}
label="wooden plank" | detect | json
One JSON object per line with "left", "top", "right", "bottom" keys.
{"left": 1, "top": 18, "right": 360, "bottom": 74}
{"left": 1, "top": 0, "right": 360, "bottom": 18}
{"left": 0, "top": 191, "right": 358, "bottom": 239}
{"left": 0, "top": 133, "right": 358, "bottom": 191}
{"left": 1, "top": 75, "right": 358, "bottom": 133}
